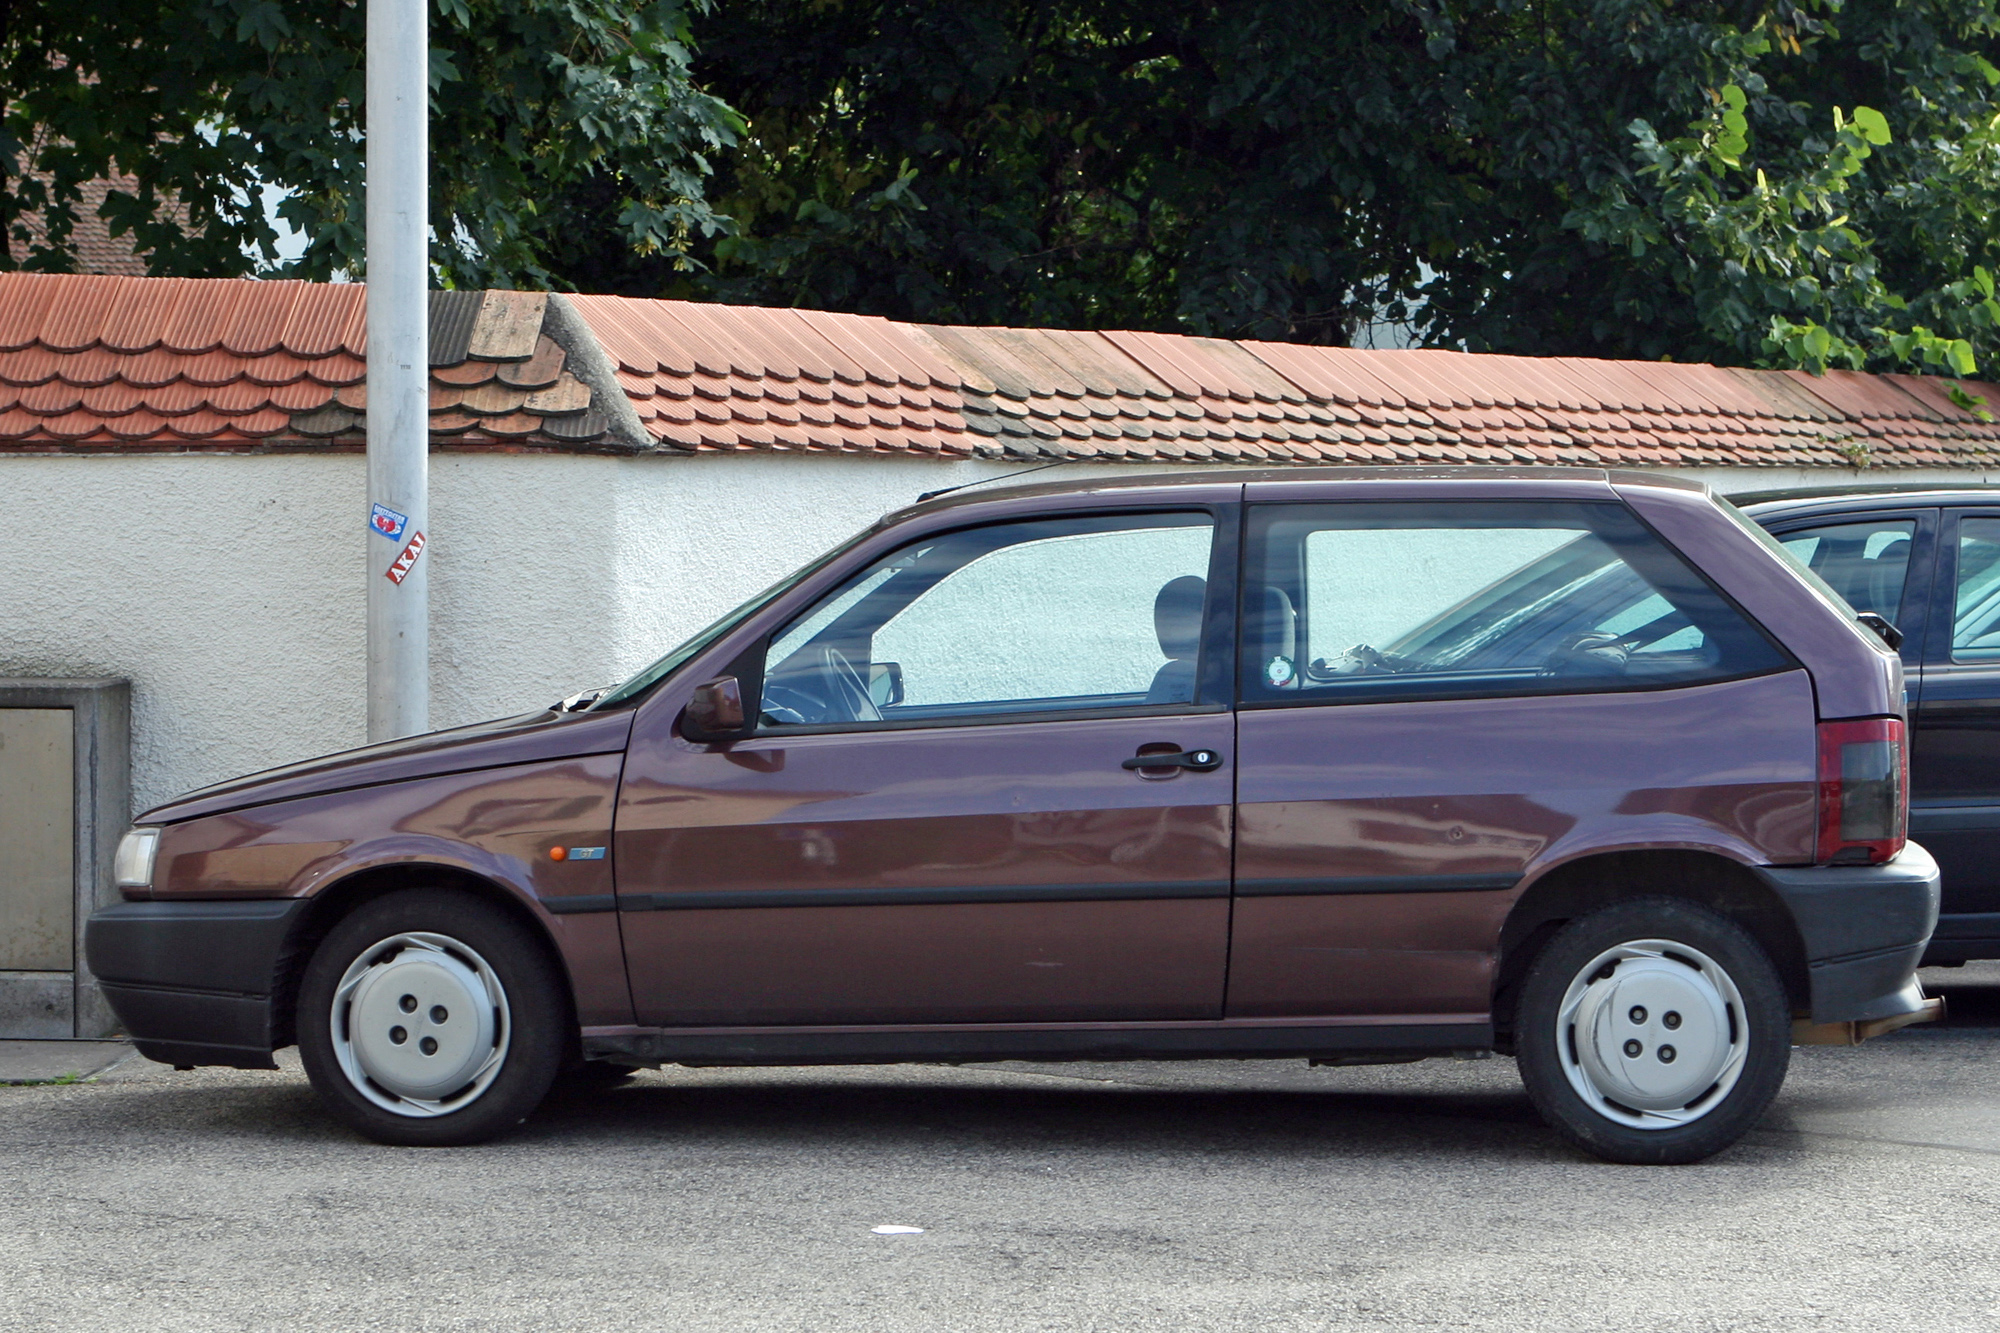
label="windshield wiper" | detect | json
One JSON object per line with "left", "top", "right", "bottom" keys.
{"left": 554, "top": 685, "right": 612, "bottom": 713}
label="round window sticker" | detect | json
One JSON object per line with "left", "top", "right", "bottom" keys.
{"left": 1264, "top": 655, "right": 1296, "bottom": 689}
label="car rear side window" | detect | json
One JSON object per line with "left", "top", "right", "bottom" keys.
{"left": 759, "top": 511, "right": 1217, "bottom": 727}
{"left": 1241, "top": 501, "right": 1790, "bottom": 705}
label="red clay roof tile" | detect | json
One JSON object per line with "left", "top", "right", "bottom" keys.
{"left": 498, "top": 338, "right": 565, "bottom": 390}
{"left": 467, "top": 291, "right": 547, "bottom": 362}
{"left": 278, "top": 283, "right": 367, "bottom": 358}
{"left": 38, "top": 275, "right": 129, "bottom": 353}
{"left": 10, "top": 272, "right": 2000, "bottom": 466}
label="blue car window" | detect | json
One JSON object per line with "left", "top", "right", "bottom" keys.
{"left": 1242, "top": 501, "right": 1789, "bottom": 705}
{"left": 760, "top": 512, "right": 1216, "bottom": 727}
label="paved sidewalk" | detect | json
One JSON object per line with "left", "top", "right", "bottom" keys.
{"left": 0, "top": 1040, "right": 133, "bottom": 1084}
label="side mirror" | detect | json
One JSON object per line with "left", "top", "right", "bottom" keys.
{"left": 1856, "top": 612, "right": 1904, "bottom": 652}
{"left": 867, "top": 661, "right": 905, "bottom": 708}
{"left": 681, "top": 675, "right": 748, "bottom": 742}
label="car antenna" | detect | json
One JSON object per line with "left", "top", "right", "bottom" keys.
{"left": 917, "top": 459, "right": 1073, "bottom": 504}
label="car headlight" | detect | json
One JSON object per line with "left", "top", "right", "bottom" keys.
{"left": 114, "top": 827, "right": 160, "bottom": 891}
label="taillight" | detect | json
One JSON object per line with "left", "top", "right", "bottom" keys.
{"left": 1816, "top": 717, "right": 1907, "bottom": 865}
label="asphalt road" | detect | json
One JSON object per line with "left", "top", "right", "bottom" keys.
{"left": 3, "top": 968, "right": 1998, "bottom": 1333}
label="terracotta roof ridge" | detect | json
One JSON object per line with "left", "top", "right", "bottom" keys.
{"left": 542, "top": 294, "right": 651, "bottom": 450}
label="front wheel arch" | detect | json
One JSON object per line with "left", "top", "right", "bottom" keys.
{"left": 1492, "top": 850, "right": 1809, "bottom": 1051}
{"left": 272, "top": 865, "right": 576, "bottom": 1054}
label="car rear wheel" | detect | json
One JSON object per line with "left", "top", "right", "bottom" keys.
{"left": 297, "top": 889, "right": 566, "bottom": 1146}
{"left": 1515, "top": 896, "right": 1790, "bottom": 1165}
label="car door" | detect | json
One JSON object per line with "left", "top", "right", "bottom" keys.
{"left": 613, "top": 505, "right": 1238, "bottom": 1027}
{"left": 1912, "top": 507, "right": 2000, "bottom": 931}
{"left": 1226, "top": 491, "right": 1812, "bottom": 1020}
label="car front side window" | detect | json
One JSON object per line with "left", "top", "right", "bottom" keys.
{"left": 1777, "top": 519, "right": 1916, "bottom": 626}
{"left": 759, "top": 512, "right": 1217, "bottom": 728}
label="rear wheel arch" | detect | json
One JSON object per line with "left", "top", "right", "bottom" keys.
{"left": 271, "top": 866, "right": 576, "bottom": 1051}
{"left": 1493, "top": 850, "right": 1808, "bottom": 1049}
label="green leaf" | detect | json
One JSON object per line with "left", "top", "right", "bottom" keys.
{"left": 1950, "top": 339, "right": 1978, "bottom": 377}
{"left": 1949, "top": 384, "right": 1997, "bottom": 422}
{"left": 1851, "top": 106, "right": 1892, "bottom": 146}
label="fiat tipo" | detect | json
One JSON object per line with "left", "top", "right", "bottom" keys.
{"left": 88, "top": 468, "right": 1940, "bottom": 1163}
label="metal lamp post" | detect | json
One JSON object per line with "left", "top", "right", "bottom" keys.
{"left": 364, "top": 0, "right": 430, "bottom": 742}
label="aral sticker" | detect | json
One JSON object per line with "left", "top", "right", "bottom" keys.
{"left": 369, "top": 503, "right": 409, "bottom": 541}
{"left": 384, "top": 530, "right": 426, "bottom": 585}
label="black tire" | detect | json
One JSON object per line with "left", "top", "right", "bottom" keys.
{"left": 1515, "top": 896, "right": 1791, "bottom": 1165}
{"left": 297, "top": 889, "right": 568, "bottom": 1146}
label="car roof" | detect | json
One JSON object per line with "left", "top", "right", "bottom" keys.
{"left": 894, "top": 464, "right": 1698, "bottom": 523}
{"left": 1732, "top": 483, "right": 2000, "bottom": 519}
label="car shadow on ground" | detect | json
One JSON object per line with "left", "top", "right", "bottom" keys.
{"left": 523, "top": 1071, "right": 1554, "bottom": 1159}
{"left": 51, "top": 1061, "right": 1571, "bottom": 1161}
{"left": 1923, "top": 969, "right": 2000, "bottom": 1027}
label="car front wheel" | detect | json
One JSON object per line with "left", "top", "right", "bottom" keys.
{"left": 1515, "top": 896, "right": 1790, "bottom": 1165}
{"left": 297, "top": 889, "right": 567, "bottom": 1146}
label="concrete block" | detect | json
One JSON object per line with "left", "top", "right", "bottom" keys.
{"left": 0, "top": 972, "right": 73, "bottom": 1039}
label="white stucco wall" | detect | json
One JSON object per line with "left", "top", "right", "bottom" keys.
{"left": 0, "top": 450, "right": 1033, "bottom": 812}
{"left": 2, "top": 451, "right": 1992, "bottom": 815}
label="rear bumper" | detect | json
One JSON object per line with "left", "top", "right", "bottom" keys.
{"left": 1753, "top": 841, "right": 1941, "bottom": 1024}
{"left": 84, "top": 899, "right": 308, "bottom": 1069}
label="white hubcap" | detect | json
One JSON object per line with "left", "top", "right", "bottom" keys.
{"left": 1557, "top": 938, "right": 1748, "bottom": 1130}
{"left": 331, "top": 932, "right": 510, "bottom": 1117}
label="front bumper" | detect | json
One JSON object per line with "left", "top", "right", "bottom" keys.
{"left": 1752, "top": 841, "right": 1941, "bottom": 1025}
{"left": 85, "top": 899, "right": 309, "bottom": 1069}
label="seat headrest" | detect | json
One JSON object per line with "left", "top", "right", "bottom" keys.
{"left": 1256, "top": 584, "right": 1298, "bottom": 662}
{"left": 1155, "top": 575, "right": 1206, "bottom": 660}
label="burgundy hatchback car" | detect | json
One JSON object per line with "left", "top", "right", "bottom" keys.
{"left": 88, "top": 468, "right": 1940, "bottom": 1163}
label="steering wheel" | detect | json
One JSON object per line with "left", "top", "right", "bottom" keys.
{"left": 821, "top": 646, "right": 881, "bottom": 723}
{"left": 1539, "top": 631, "right": 1633, "bottom": 678}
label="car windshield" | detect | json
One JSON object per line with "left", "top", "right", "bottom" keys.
{"left": 591, "top": 526, "right": 876, "bottom": 709}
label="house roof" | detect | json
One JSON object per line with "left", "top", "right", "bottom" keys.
{"left": 5, "top": 271, "right": 2000, "bottom": 469}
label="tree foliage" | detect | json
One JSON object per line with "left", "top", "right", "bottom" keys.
{"left": 12, "top": 0, "right": 2000, "bottom": 380}
{"left": 0, "top": 0, "right": 739, "bottom": 285}
{"left": 633, "top": 0, "right": 2000, "bottom": 378}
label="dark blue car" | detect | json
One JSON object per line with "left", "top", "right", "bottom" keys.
{"left": 1741, "top": 485, "right": 2000, "bottom": 965}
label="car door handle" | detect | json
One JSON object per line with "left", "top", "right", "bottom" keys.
{"left": 1122, "top": 748, "right": 1225, "bottom": 772}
